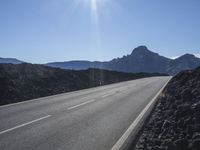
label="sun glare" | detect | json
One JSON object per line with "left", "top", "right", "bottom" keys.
{"left": 82, "top": 0, "right": 110, "bottom": 13}
{"left": 72, "top": 0, "right": 112, "bottom": 58}
{"left": 91, "top": 0, "right": 97, "bottom": 11}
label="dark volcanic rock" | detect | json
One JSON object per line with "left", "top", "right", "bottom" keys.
{"left": 0, "top": 63, "right": 167, "bottom": 106}
{"left": 189, "top": 139, "right": 200, "bottom": 150}
{"left": 133, "top": 67, "right": 200, "bottom": 150}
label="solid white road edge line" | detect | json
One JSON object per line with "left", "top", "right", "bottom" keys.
{"left": 111, "top": 78, "right": 171, "bottom": 150}
{"left": 67, "top": 99, "right": 95, "bottom": 110}
{"left": 0, "top": 115, "right": 51, "bottom": 135}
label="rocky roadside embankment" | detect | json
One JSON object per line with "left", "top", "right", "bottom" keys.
{"left": 0, "top": 63, "right": 167, "bottom": 106}
{"left": 133, "top": 67, "right": 200, "bottom": 150}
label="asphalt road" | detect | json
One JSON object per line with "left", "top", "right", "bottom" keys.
{"left": 0, "top": 77, "right": 170, "bottom": 150}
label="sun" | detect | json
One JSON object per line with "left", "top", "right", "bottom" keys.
{"left": 83, "top": 0, "right": 110, "bottom": 12}
{"left": 90, "top": 0, "right": 98, "bottom": 11}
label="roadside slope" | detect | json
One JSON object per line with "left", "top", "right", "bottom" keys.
{"left": 133, "top": 67, "right": 200, "bottom": 150}
{"left": 0, "top": 63, "right": 167, "bottom": 106}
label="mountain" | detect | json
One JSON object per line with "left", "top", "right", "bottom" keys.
{"left": 167, "top": 54, "right": 200, "bottom": 75}
{"left": 46, "top": 46, "right": 171, "bottom": 73}
{"left": 105, "top": 46, "right": 171, "bottom": 73}
{"left": 2, "top": 46, "right": 200, "bottom": 75}
{"left": 47, "top": 46, "right": 200, "bottom": 75}
{"left": 0, "top": 63, "right": 166, "bottom": 105}
{"left": 0, "top": 57, "right": 24, "bottom": 64}
{"left": 106, "top": 47, "right": 200, "bottom": 75}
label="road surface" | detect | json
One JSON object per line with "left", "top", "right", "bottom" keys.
{"left": 0, "top": 77, "right": 170, "bottom": 150}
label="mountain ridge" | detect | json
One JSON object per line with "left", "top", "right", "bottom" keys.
{"left": 1, "top": 46, "right": 200, "bottom": 75}
{"left": 46, "top": 46, "right": 200, "bottom": 75}
{"left": 0, "top": 57, "right": 24, "bottom": 64}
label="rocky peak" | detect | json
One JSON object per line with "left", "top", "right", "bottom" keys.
{"left": 131, "top": 46, "right": 158, "bottom": 57}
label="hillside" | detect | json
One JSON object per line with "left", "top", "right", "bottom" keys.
{"left": 133, "top": 67, "right": 200, "bottom": 150}
{"left": 0, "top": 63, "right": 167, "bottom": 106}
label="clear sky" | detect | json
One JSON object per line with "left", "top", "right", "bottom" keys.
{"left": 0, "top": 0, "right": 200, "bottom": 63}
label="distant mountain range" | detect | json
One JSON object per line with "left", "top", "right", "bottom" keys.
{"left": 0, "top": 57, "right": 24, "bottom": 64}
{"left": 46, "top": 46, "right": 200, "bottom": 75}
{"left": 1, "top": 46, "right": 200, "bottom": 75}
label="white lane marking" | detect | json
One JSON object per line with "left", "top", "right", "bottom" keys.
{"left": 67, "top": 100, "right": 95, "bottom": 110}
{"left": 111, "top": 78, "right": 171, "bottom": 150}
{"left": 0, "top": 115, "right": 51, "bottom": 135}
{"left": 102, "top": 91, "right": 117, "bottom": 98}
{"left": 102, "top": 87, "right": 131, "bottom": 98}
{"left": 102, "top": 94, "right": 112, "bottom": 98}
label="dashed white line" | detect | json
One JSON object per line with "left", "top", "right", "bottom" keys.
{"left": 102, "top": 94, "right": 111, "bottom": 98}
{"left": 67, "top": 100, "right": 95, "bottom": 110}
{"left": 0, "top": 115, "right": 51, "bottom": 135}
{"left": 102, "top": 91, "right": 117, "bottom": 98}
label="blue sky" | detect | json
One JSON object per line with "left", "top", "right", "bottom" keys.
{"left": 0, "top": 0, "right": 200, "bottom": 63}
